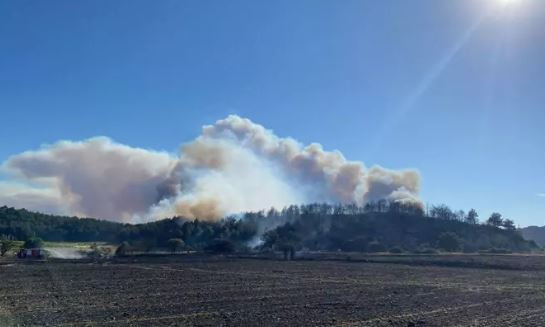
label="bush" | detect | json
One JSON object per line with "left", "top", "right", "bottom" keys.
{"left": 23, "top": 237, "right": 44, "bottom": 249}
{"left": 204, "top": 239, "right": 235, "bottom": 254}
{"left": 389, "top": 247, "right": 404, "bottom": 254}
{"left": 367, "top": 241, "right": 386, "bottom": 253}
{"left": 437, "top": 232, "right": 461, "bottom": 252}
{"left": 0, "top": 235, "right": 17, "bottom": 256}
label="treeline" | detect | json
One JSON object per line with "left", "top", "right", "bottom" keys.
{"left": 0, "top": 203, "right": 538, "bottom": 254}
{"left": 260, "top": 203, "right": 534, "bottom": 254}
{"left": 0, "top": 205, "right": 258, "bottom": 251}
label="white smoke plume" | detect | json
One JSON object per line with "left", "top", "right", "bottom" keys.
{"left": 45, "top": 247, "right": 86, "bottom": 260}
{"left": 0, "top": 116, "right": 421, "bottom": 222}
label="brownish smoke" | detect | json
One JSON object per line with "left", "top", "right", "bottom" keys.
{"left": 0, "top": 116, "right": 421, "bottom": 222}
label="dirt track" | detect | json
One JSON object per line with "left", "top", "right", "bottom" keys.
{"left": 2, "top": 255, "right": 545, "bottom": 326}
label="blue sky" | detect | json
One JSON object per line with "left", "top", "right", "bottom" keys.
{"left": 1, "top": 0, "right": 544, "bottom": 226}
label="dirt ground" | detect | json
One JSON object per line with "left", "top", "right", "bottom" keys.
{"left": 2, "top": 254, "right": 545, "bottom": 326}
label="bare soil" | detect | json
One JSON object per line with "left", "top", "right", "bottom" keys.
{"left": 2, "top": 254, "right": 545, "bottom": 326}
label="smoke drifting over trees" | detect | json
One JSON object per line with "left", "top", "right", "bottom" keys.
{"left": 0, "top": 115, "right": 420, "bottom": 222}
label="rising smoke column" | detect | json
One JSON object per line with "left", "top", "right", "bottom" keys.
{"left": 0, "top": 116, "right": 421, "bottom": 222}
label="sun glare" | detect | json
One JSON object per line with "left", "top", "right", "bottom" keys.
{"left": 498, "top": 0, "right": 519, "bottom": 6}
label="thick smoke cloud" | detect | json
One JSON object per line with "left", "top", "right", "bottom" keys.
{"left": 1, "top": 138, "right": 177, "bottom": 221}
{"left": 0, "top": 116, "right": 421, "bottom": 222}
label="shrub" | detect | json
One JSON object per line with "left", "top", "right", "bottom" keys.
{"left": 0, "top": 235, "right": 17, "bottom": 256}
{"left": 23, "top": 237, "right": 44, "bottom": 249}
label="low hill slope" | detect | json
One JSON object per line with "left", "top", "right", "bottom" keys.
{"left": 520, "top": 226, "right": 545, "bottom": 247}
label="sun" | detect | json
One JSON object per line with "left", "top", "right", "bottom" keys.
{"left": 498, "top": 0, "right": 520, "bottom": 6}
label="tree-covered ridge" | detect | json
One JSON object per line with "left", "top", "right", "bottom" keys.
{"left": 0, "top": 203, "right": 537, "bottom": 253}
{"left": 0, "top": 206, "right": 124, "bottom": 242}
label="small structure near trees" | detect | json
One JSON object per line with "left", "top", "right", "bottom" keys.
{"left": 17, "top": 248, "right": 47, "bottom": 259}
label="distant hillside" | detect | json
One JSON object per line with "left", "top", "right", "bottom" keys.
{"left": 520, "top": 226, "right": 545, "bottom": 247}
{"left": 0, "top": 204, "right": 538, "bottom": 253}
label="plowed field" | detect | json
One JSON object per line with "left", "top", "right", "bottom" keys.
{"left": 2, "top": 255, "right": 545, "bottom": 326}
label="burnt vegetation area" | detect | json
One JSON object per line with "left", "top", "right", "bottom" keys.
{"left": 0, "top": 202, "right": 537, "bottom": 254}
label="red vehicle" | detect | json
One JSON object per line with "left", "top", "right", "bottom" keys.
{"left": 17, "top": 248, "right": 47, "bottom": 259}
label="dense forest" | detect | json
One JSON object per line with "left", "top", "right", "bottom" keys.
{"left": 0, "top": 203, "right": 538, "bottom": 254}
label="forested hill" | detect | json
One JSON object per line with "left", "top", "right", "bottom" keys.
{"left": 0, "top": 206, "right": 124, "bottom": 242}
{"left": 520, "top": 226, "right": 545, "bottom": 247}
{"left": 0, "top": 204, "right": 538, "bottom": 253}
